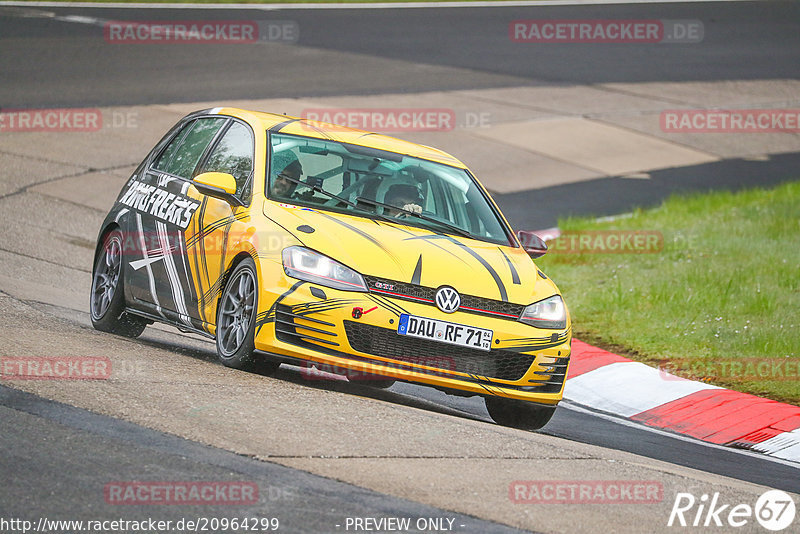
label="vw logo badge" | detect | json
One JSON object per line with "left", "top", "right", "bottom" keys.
{"left": 435, "top": 286, "right": 461, "bottom": 314}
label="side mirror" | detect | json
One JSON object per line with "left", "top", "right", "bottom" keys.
{"left": 193, "top": 172, "right": 242, "bottom": 206}
{"left": 517, "top": 230, "right": 548, "bottom": 259}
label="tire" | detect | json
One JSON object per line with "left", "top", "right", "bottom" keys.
{"left": 216, "top": 257, "right": 280, "bottom": 375}
{"left": 90, "top": 228, "right": 148, "bottom": 338}
{"left": 484, "top": 396, "right": 556, "bottom": 430}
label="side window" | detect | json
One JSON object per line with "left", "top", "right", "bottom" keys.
{"left": 200, "top": 122, "right": 254, "bottom": 201}
{"left": 153, "top": 118, "right": 226, "bottom": 179}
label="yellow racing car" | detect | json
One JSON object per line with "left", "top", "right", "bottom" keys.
{"left": 90, "top": 108, "right": 571, "bottom": 430}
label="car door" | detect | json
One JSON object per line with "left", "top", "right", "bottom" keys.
{"left": 123, "top": 116, "right": 227, "bottom": 328}
{"left": 185, "top": 119, "right": 256, "bottom": 332}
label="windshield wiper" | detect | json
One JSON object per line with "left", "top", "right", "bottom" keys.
{"left": 354, "top": 197, "right": 473, "bottom": 239}
{"left": 273, "top": 175, "right": 395, "bottom": 223}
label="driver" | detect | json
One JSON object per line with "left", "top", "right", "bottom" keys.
{"left": 383, "top": 183, "right": 424, "bottom": 217}
{"left": 271, "top": 151, "right": 303, "bottom": 199}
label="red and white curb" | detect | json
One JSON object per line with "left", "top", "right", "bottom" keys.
{"left": 564, "top": 339, "right": 800, "bottom": 463}
{"left": 529, "top": 228, "right": 800, "bottom": 463}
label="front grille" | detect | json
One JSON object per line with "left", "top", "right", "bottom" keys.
{"left": 275, "top": 304, "right": 568, "bottom": 392}
{"left": 363, "top": 276, "right": 525, "bottom": 320}
{"left": 344, "top": 321, "right": 535, "bottom": 382}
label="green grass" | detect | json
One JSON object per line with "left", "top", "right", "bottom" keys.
{"left": 538, "top": 181, "right": 800, "bottom": 404}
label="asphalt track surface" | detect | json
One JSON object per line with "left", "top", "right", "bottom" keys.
{"left": 2, "top": 2, "right": 800, "bottom": 532}
{"left": 2, "top": 1, "right": 799, "bottom": 230}
{"left": 0, "top": 385, "right": 522, "bottom": 533}
{"left": 2, "top": 2, "right": 799, "bottom": 108}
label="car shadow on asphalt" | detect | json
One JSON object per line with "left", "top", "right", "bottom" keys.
{"left": 133, "top": 328, "right": 493, "bottom": 426}
{"left": 272, "top": 364, "right": 493, "bottom": 425}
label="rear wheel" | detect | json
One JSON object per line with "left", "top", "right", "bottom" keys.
{"left": 216, "top": 258, "right": 280, "bottom": 375}
{"left": 90, "top": 228, "right": 148, "bottom": 338}
{"left": 484, "top": 396, "right": 556, "bottom": 430}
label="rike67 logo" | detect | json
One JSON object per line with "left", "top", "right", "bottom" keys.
{"left": 668, "top": 490, "right": 796, "bottom": 531}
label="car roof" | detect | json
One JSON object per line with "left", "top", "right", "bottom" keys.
{"left": 211, "top": 107, "right": 468, "bottom": 170}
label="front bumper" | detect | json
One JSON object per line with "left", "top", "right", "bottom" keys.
{"left": 254, "top": 278, "right": 571, "bottom": 404}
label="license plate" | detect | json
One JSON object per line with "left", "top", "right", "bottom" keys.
{"left": 397, "top": 314, "right": 493, "bottom": 352}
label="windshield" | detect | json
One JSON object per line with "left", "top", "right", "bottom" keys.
{"left": 267, "top": 132, "right": 513, "bottom": 245}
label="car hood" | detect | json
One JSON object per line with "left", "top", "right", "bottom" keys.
{"left": 264, "top": 202, "right": 548, "bottom": 305}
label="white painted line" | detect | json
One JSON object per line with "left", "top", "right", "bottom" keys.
{"left": 8, "top": 7, "right": 111, "bottom": 27}
{"left": 560, "top": 400, "right": 800, "bottom": 470}
{"left": 57, "top": 14, "right": 97, "bottom": 23}
{"left": 565, "top": 361, "right": 720, "bottom": 418}
{"left": 594, "top": 212, "right": 634, "bottom": 223}
{"left": 0, "top": 0, "right": 756, "bottom": 10}
{"left": 533, "top": 227, "right": 560, "bottom": 241}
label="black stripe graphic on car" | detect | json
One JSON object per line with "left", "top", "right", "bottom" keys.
{"left": 291, "top": 300, "right": 360, "bottom": 316}
{"left": 200, "top": 225, "right": 242, "bottom": 308}
{"left": 200, "top": 276, "right": 225, "bottom": 309}
{"left": 188, "top": 197, "right": 208, "bottom": 328}
{"left": 504, "top": 329, "right": 571, "bottom": 345}
{"left": 441, "top": 235, "right": 508, "bottom": 302}
{"left": 176, "top": 228, "right": 196, "bottom": 308}
{"left": 503, "top": 340, "right": 567, "bottom": 353}
{"left": 411, "top": 255, "right": 423, "bottom": 285}
{"left": 499, "top": 248, "right": 521, "bottom": 285}
{"left": 313, "top": 211, "right": 402, "bottom": 264}
{"left": 402, "top": 234, "right": 470, "bottom": 265}
{"left": 256, "top": 281, "right": 306, "bottom": 334}
{"left": 197, "top": 198, "right": 212, "bottom": 322}
{"left": 185, "top": 211, "right": 248, "bottom": 249}
{"left": 402, "top": 234, "right": 508, "bottom": 301}
{"left": 155, "top": 221, "right": 192, "bottom": 327}
{"left": 194, "top": 211, "right": 250, "bottom": 313}
{"left": 269, "top": 118, "right": 301, "bottom": 132}
{"left": 292, "top": 297, "right": 356, "bottom": 311}
{"left": 366, "top": 294, "right": 406, "bottom": 317}
{"left": 296, "top": 120, "right": 336, "bottom": 140}
{"left": 292, "top": 298, "right": 359, "bottom": 312}
{"left": 503, "top": 332, "right": 571, "bottom": 353}
{"left": 374, "top": 293, "right": 411, "bottom": 315}
{"left": 215, "top": 212, "right": 238, "bottom": 309}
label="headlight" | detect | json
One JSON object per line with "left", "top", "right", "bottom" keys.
{"left": 282, "top": 246, "right": 367, "bottom": 292}
{"left": 519, "top": 295, "right": 566, "bottom": 329}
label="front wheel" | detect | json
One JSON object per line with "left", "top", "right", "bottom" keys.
{"left": 216, "top": 258, "right": 280, "bottom": 375}
{"left": 484, "top": 396, "right": 556, "bottom": 430}
{"left": 90, "top": 228, "right": 148, "bottom": 338}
